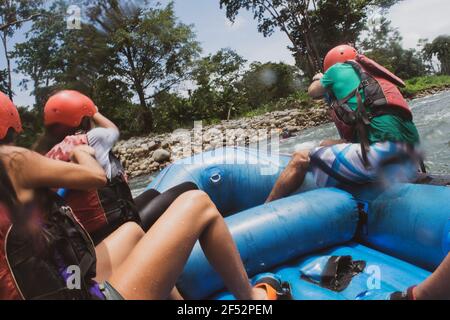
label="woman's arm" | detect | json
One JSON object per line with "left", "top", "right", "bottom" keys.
{"left": 308, "top": 73, "right": 326, "bottom": 99}
{"left": 10, "top": 146, "right": 107, "bottom": 191}
{"left": 92, "top": 112, "right": 119, "bottom": 131}
{"left": 308, "top": 80, "right": 326, "bottom": 99}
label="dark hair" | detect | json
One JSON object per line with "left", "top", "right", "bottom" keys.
{"left": 0, "top": 147, "right": 55, "bottom": 256}
{"left": 1, "top": 128, "right": 15, "bottom": 145}
{"left": 0, "top": 156, "right": 52, "bottom": 255}
{"left": 33, "top": 117, "right": 92, "bottom": 154}
{"left": 0, "top": 130, "right": 17, "bottom": 216}
{"left": 0, "top": 130, "right": 18, "bottom": 211}
{"left": 0, "top": 158, "right": 18, "bottom": 212}
{"left": 1, "top": 133, "right": 53, "bottom": 218}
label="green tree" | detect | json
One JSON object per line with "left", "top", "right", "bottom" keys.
{"left": 88, "top": 0, "right": 201, "bottom": 130}
{"left": 152, "top": 48, "right": 248, "bottom": 130}
{"left": 153, "top": 91, "right": 190, "bottom": 132}
{"left": 14, "top": 1, "right": 133, "bottom": 128}
{"left": 422, "top": 35, "right": 450, "bottom": 75}
{"left": 240, "top": 62, "right": 304, "bottom": 108}
{"left": 12, "top": 1, "right": 66, "bottom": 109}
{"left": 360, "top": 17, "right": 426, "bottom": 79}
{"left": 190, "top": 48, "right": 247, "bottom": 120}
{"left": 219, "top": 0, "right": 400, "bottom": 77}
{"left": 12, "top": 0, "right": 201, "bottom": 137}
{"left": 0, "top": 0, "right": 43, "bottom": 99}
{"left": 0, "top": 69, "right": 8, "bottom": 92}
{"left": 15, "top": 106, "right": 42, "bottom": 148}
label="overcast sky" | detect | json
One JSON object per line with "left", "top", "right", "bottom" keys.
{"left": 4, "top": 0, "right": 450, "bottom": 107}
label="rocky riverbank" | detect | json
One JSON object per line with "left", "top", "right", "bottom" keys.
{"left": 113, "top": 101, "right": 329, "bottom": 178}
{"left": 114, "top": 87, "right": 450, "bottom": 178}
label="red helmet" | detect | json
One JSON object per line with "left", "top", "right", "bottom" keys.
{"left": 323, "top": 45, "right": 358, "bottom": 72}
{"left": 0, "top": 91, "right": 22, "bottom": 140}
{"left": 44, "top": 90, "right": 97, "bottom": 127}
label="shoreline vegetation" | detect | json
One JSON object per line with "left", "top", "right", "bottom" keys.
{"left": 402, "top": 75, "right": 450, "bottom": 98}
{"left": 113, "top": 75, "right": 450, "bottom": 178}
{"left": 4, "top": 1, "right": 449, "bottom": 178}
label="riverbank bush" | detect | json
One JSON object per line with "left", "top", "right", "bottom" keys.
{"left": 402, "top": 75, "right": 450, "bottom": 97}
{"left": 241, "top": 91, "right": 315, "bottom": 118}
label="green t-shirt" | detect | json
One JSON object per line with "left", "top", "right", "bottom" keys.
{"left": 320, "top": 63, "right": 420, "bottom": 145}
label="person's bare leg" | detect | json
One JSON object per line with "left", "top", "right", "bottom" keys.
{"left": 168, "top": 287, "right": 184, "bottom": 300}
{"left": 95, "top": 222, "right": 145, "bottom": 282}
{"left": 414, "top": 253, "right": 450, "bottom": 300}
{"left": 108, "top": 190, "right": 265, "bottom": 300}
{"left": 266, "top": 150, "right": 310, "bottom": 203}
{"left": 95, "top": 222, "right": 184, "bottom": 300}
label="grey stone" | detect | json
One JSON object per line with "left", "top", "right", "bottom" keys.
{"left": 152, "top": 149, "right": 171, "bottom": 163}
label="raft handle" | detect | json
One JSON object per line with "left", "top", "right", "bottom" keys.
{"left": 210, "top": 173, "right": 222, "bottom": 184}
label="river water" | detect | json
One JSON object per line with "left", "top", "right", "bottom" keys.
{"left": 130, "top": 91, "right": 450, "bottom": 196}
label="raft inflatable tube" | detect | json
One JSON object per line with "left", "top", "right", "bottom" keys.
{"left": 146, "top": 147, "right": 450, "bottom": 300}
{"left": 354, "top": 183, "right": 450, "bottom": 271}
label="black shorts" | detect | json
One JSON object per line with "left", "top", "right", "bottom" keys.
{"left": 100, "top": 281, "right": 124, "bottom": 300}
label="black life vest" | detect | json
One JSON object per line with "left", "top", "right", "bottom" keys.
{"left": 3, "top": 195, "right": 104, "bottom": 300}
{"left": 65, "top": 152, "right": 140, "bottom": 244}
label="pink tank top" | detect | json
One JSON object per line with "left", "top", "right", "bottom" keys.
{"left": 46, "top": 134, "right": 88, "bottom": 161}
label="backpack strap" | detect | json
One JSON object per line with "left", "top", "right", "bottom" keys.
{"left": 354, "top": 90, "right": 372, "bottom": 168}
{"left": 334, "top": 87, "right": 359, "bottom": 106}
{"left": 345, "top": 60, "right": 366, "bottom": 80}
{"left": 344, "top": 60, "right": 376, "bottom": 168}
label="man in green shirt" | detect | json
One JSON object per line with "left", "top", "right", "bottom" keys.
{"left": 266, "top": 45, "right": 421, "bottom": 203}
{"left": 320, "top": 62, "right": 420, "bottom": 145}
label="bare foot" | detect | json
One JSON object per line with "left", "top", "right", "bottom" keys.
{"left": 251, "top": 287, "right": 269, "bottom": 300}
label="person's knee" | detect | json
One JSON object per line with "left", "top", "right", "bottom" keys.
{"left": 290, "top": 150, "right": 310, "bottom": 171}
{"left": 178, "top": 190, "right": 213, "bottom": 210}
{"left": 119, "top": 222, "right": 145, "bottom": 243}
{"left": 176, "top": 190, "right": 219, "bottom": 223}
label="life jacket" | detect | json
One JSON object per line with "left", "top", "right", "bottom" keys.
{"left": 0, "top": 196, "right": 104, "bottom": 300}
{"left": 46, "top": 134, "right": 140, "bottom": 243}
{"left": 328, "top": 54, "right": 413, "bottom": 166}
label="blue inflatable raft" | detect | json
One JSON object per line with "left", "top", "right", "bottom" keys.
{"left": 146, "top": 147, "right": 450, "bottom": 300}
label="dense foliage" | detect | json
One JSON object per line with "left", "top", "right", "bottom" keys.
{"left": 219, "top": 0, "right": 401, "bottom": 77}
{"left": 1, "top": 0, "right": 43, "bottom": 98}
{"left": 359, "top": 17, "right": 427, "bottom": 79}
{"left": 1, "top": 0, "right": 448, "bottom": 147}
{"left": 421, "top": 35, "right": 450, "bottom": 75}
